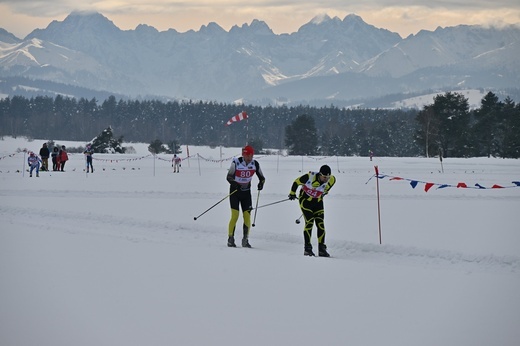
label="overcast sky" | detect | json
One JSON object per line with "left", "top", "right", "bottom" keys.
{"left": 1, "top": 0, "right": 519, "bottom": 39}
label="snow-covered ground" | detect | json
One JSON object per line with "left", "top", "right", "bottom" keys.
{"left": 391, "top": 89, "right": 488, "bottom": 110}
{"left": 1, "top": 137, "right": 519, "bottom": 346}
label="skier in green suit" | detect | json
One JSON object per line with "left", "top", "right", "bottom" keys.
{"left": 289, "top": 164, "right": 336, "bottom": 257}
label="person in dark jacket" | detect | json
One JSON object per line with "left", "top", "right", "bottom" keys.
{"left": 51, "top": 146, "right": 59, "bottom": 171}
{"left": 39, "top": 143, "right": 50, "bottom": 171}
{"left": 226, "top": 145, "right": 265, "bottom": 248}
{"left": 84, "top": 144, "right": 94, "bottom": 173}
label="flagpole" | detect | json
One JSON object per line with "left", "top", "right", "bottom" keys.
{"left": 374, "top": 165, "right": 382, "bottom": 244}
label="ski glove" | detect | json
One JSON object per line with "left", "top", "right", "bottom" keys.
{"left": 288, "top": 193, "right": 297, "bottom": 200}
{"left": 257, "top": 180, "right": 264, "bottom": 191}
{"left": 231, "top": 181, "right": 241, "bottom": 191}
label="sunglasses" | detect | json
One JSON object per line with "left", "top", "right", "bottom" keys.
{"left": 319, "top": 173, "right": 330, "bottom": 181}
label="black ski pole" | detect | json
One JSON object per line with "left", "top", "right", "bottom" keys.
{"left": 295, "top": 214, "right": 303, "bottom": 224}
{"left": 252, "top": 190, "right": 260, "bottom": 227}
{"left": 194, "top": 189, "right": 237, "bottom": 220}
{"left": 254, "top": 198, "right": 290, "bottom": 210}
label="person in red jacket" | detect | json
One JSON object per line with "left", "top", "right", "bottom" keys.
{"left": 59, "top": 145, "right": 69, "bottom": 172}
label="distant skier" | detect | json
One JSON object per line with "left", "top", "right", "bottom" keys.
{"left": 288, "top": 164, "right": 336, "bottom": 257}
{"left": 84, "top": 144, "right": 94, "bottom": 173}
{"left": 226, "top": 145, "right": 265, "bottom": 248}
{"left": 172, "top": 154, "right": 181, "bottom": 173}
{"left": 27, "top": 151, "right": 42, "bottom": 177}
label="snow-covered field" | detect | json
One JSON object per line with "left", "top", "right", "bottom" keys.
{"left": 391, "top": 89, "right": 488, "bottom": 110}
{"left": 1, "top": 137, "right": 519, "bottom": 346}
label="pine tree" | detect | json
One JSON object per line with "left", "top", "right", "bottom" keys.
{"left": 148, "top": 139, "right": 166, "bottom": 154}
{"left": 91, "top": 126, "right": 126, "bottom": 153}
{"left": 473, "top": 92, "right": 503, "bottom": 157}
{"left": 285, "top": 114, "right": 318, "bottom": 155}
{"left": 501, "top": 98, "right": 520, "bottom": 158}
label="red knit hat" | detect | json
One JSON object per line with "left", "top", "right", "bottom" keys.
{"left": 242, "top": 145, "right": 254, "bottom": 156}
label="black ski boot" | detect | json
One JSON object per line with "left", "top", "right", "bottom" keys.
{"left": 242, "top": 237, "right": 252, "bottom": 248}
{"left": 318, "top": 243, "right": 330, "bottom": 257}
{"left": 242, "top": 225, "right": 251, "bottom": 248}
{"left": 304, "top": 244, "right": 315, "bottom": 256}
{"left": 227, "top": 236, "right": 236, "bottom": 247}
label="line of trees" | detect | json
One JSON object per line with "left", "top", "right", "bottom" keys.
{"left": 414, "top": 92, "right": 520, "bottom": 158}
{"left": 1, "top": 91, "right": 518, "bottom": 158}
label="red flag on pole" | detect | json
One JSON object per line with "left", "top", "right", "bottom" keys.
{"left": 226, "top": 111, "right": 248, "bottom": 126}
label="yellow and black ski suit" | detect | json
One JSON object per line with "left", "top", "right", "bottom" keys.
{"left": 226, "top": 157, "right": 265, "bottom": 239}
{"left": 289, "top": 171, "right": 336, "bottom": 248}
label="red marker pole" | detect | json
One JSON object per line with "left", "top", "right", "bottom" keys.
{"left": 375, "top": 166, "right": 382, "bottom": 244}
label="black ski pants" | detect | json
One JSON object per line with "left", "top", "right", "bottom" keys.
{"left": 299, "top": 197, "right": 326, "bottom": 247}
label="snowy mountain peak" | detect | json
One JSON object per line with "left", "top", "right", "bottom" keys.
{"left": 343, "top": 13, "right": 364, "bottom": 23}
{"left": 1, "top": 11, "right": 518, "bottom": 106}
{"left": 199, "top": 22, "right": 225, "bottom": 34}
{"left": 310, "top": 13, "right": 332, "bottom": 25}
{"left": 26, "top": 11, "right": 121, "bottom": 41}
{"left": 134, "top": 24, "right": 159, "bottom": 34}
{"left": 63, "top": 11, "right": 119, "bottom": 32}
{"left": 0, "top": 28, "right": 21, "bottom": 43}
{"left": 229, "top": 19, "right": 273, "bottom": 35}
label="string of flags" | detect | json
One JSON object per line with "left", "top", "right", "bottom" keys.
{"left": 367, "top": 171, "right": 520, "bottom": 192}
{"left": 0, "top": 152, "right": 22, "bottom": 160}
{"left": 226, "top": 111, "right": 248, "bottom": 126}
{"left": 93, "top": 154, "right": 153, "bottom": 163}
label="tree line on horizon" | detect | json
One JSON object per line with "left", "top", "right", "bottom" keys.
{"left": 0, "top": 92, "right": 518, "bottom": 158}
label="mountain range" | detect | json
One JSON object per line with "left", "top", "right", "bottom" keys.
{"left": 1, "top": 11, "right": 519, "bottom": 107}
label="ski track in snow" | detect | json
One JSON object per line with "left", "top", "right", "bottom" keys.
{"left": 2, "top": 204, "right": 518, "bottom": 274}
{"left": 4, "top": 188, "right": 520, "bottom": 202}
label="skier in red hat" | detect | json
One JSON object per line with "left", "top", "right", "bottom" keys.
{"left": 226, "top": 145, "right": 265, "bottom": 248}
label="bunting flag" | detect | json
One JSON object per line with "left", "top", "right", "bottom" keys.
{"left": 93, "top": 154, "right": 153, "bottom": 163}
{"left": 367, "top": 171, "right": 520, "bottom": 192}
{"left": 226, "top": 111, "right": 248, "bottom": 126}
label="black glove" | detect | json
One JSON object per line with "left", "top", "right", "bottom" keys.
{"left": 288, "top": 193, "right": 297, "bottom": 200}
{"left": 231, "top": 181, "right": 240, "bottom": 191}
{"left": 257, "top": 181, "right": 264, "bottom": 191}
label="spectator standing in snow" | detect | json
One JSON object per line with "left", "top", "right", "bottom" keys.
{"left": 84, "top": 144, "right": 94, "bottom": 173}
{"left": 59, "top": 145, "right": 68, "bottom": 172}
{"left": 39, "top": 143, "right": 50, "bottom": 171}
{"left": 288, "top": 164, "right": 336, "bottom": 257}
{"left": 172, "top": 154, "right": 182, "bottom": 173}
{"left": 52, "top": 146, "right": 59, "bottom": 171}
{"left": 226, "top": 145, "right": 265, "bottom": 248}
{"left": 27, "top": 151, "right": 42, "bottom": 177}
